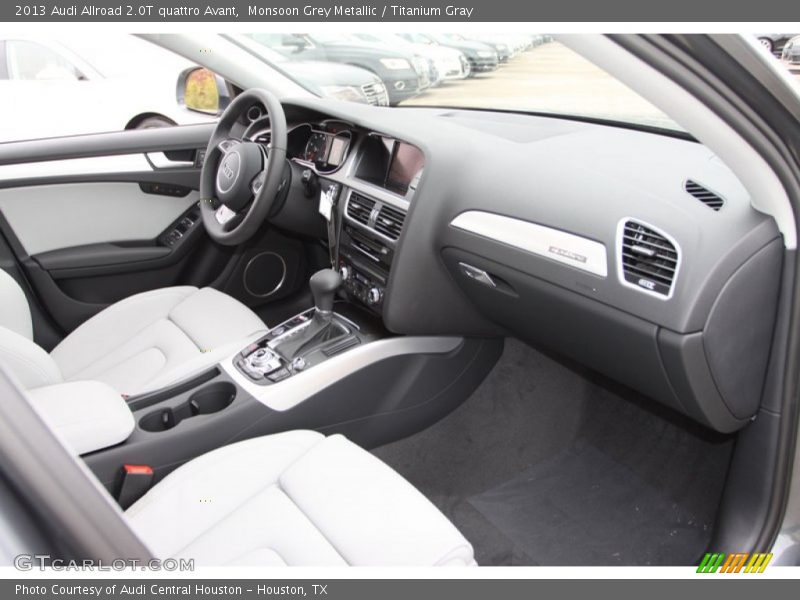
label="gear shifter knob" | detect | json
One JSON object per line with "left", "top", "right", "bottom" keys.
{"left": 310, "top": 268, "right": 342, "bottom": 314}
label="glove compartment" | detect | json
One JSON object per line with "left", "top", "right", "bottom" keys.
{"left": 441, "top": 237, "right": 782, "bottom": 433}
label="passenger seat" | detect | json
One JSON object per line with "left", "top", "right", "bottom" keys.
{"left": 125, "top": 431, "right": 476, "bottom": 566}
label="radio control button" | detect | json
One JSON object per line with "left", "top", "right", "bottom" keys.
{"left": 367, "top": 287, "right": 383, "bottom": 305}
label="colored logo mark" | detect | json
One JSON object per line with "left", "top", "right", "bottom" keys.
{"left": 697, "top": 552, "right": 773, "bottom": 573}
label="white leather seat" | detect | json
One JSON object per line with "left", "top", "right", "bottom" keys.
{"left": 126, "top": 431, "right": 476, "bottom": 566}
{"left": 0, "top": 269, "right": 267, "bottom": 396}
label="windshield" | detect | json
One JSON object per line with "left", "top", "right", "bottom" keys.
{"left": 230, "top": 36, "right": 289, "bottom": 64}
{"left": 6, "top": 32, "right": 798, "bottom": 144}
{"left": 354, "top": 33, "right": 409, "bottom": 46}
{"left": 243, "top": 32, "right": 684, "bottom": 131}
{"left": 306, "top": 32, "right": 352, "bottom": 44}
{"left": 402, "top": 33, "right": 435, "bottom": 45}
{"left": 402, "top": 36, "right": 685, "bottom": 131}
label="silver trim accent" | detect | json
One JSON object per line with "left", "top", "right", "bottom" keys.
{"left": 243, "top": 251, "right": 287, "bottom": 298}
{"left": 222, "top": 336, "right": 464, "bottom": 412}
{"left": 615, "top": 217, "right": 682, "bottom": 301}
{"left": 215, "top": 204, "right": 237, "bottom": 225}
{"left": 145, "top": 152, "right": 194, "bottom": 169}
{"left": 458, "top": 262, "right": 497, "bottom": 288}
{"left": 0, "top": 154, "right": 152, "bottom": 180}
{"left": 266, "top": 319, "right": 314, "bottom": 350}
{"left": 450, "top": 211, "right": 608, "bottom": 278}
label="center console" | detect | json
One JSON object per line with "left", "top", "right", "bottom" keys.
{"left": 337, "top": 137, "right": 423, "bottom": 314}
{"left": 234, "top": 305, "right": 382, "bottom": 385}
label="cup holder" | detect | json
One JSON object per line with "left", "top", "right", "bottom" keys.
{"left": 139, "top": 382, "right": 236, "bottom": 433}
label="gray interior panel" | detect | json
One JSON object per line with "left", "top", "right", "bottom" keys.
{"left": 0, "top": 182, "right": 197, "bottom": 255}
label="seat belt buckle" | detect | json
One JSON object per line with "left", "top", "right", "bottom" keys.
{"left": 116, "top": 464, "right": 154, "bottom": 509}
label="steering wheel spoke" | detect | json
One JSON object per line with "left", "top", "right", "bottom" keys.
{"left": 251, "top": 171, "right": 267, "bottom": 196}
{"left": 216, "top": 138, "right": 240, "bottom": 155}
{"left": 215, "top": 204, "right": 239, "bottom": 225}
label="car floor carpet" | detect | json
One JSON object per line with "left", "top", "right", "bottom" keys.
{"left": 372, "top": 337, "right": 734, "bottom": 566}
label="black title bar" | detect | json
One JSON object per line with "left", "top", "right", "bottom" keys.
{"left": 3, "top": 0, "right": 800, "bottom": 22}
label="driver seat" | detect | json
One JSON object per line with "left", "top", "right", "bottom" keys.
{"left": 0, "top": 269, "right": 267, "bottom": 396}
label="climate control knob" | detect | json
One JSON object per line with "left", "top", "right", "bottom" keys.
{"left": 367, "top": 286, "right": 383, "bottom": 305}
{"left": 339, "top": 265, "right": 351, "bottom": 282}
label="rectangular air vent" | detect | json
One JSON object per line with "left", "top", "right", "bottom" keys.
{"left": 620, "top": 220, "right": 679, "bottom": 298}
{"left": 374, "top": 204, "right": 406, "bottom": 241}
{"left": 346, "top": 192, "right": 376, "bottom": 226}
{"left": 685, "top": 180, "right": 724, "bottom": 211}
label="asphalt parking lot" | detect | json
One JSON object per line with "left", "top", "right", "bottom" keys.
{"left": 402, "top": 41, "right": 800, "bottom": 129}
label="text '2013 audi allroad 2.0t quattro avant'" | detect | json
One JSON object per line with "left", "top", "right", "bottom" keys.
{"left": 0, "top": 33, "right": 799, "bottom": 568}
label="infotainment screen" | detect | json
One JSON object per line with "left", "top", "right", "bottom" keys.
{"left": 386, "top": 142, "right": 425, "bottom": 195}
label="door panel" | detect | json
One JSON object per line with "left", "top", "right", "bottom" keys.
{"left": 0, "top": 126, "right": 222, "bottom": 338}
{"left": 0, "top": 182, "right": 197, "bottom": 255}
{"left": 0, "top": 125, "right": 310, "bottom": 343}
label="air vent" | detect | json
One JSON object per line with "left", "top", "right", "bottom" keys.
{"left": 374, "top": 204, "right": 406, "bottom": 241}
{"left": 685, "top": 180, "right": 724, "bottom": 211}
{"left": 620, "top": 220, "right": 679, "bottom": 297}
{"left": 346, "top": 192, "right": 376, "bottom": 226}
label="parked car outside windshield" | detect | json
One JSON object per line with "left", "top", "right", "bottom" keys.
{"left": 247, "top": 32, "right": 429, "bottom": 105}
{"left": 351, "top": 32, "right": 471, "bottom": 83}
{"left": 229, "top": 34, "right": 390, "bottom": 106}
{"left": 781, "top": 35, "right": 800, "bottom": 73}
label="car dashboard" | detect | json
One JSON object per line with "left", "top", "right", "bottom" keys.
{"left": 235, "top": 98, "right": 783, "bottom": 434}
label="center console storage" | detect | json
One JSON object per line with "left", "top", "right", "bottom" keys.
{"left": 139, "top": 382, "right": 236, "bottom": 432}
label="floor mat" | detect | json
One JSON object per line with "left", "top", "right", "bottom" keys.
{"left": 373, "top": 338, "right": 733, "bottom": 566}
{"left": 468, "top": 444, "right": 713, "bottom": 566}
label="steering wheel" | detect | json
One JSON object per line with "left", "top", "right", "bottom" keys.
{"left": 199, "top": 89, "right": 288, "bottom": 245}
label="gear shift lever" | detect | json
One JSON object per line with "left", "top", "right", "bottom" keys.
{"left": 310, "top": 268, "right": 342, "bottom": 317}
{"left": 272, "top": 269, "right": 346, "bottom": 362}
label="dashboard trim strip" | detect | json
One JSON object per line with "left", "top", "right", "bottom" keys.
{"left": 450, "top": 211, "right": 609, "bottom": 278}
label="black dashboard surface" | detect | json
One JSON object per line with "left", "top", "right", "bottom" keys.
{"left": 249, "top": 100, "right": 778, "bottom": 332}
{"left": 245, "top": 98, "right": 783, "bottom": 432}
